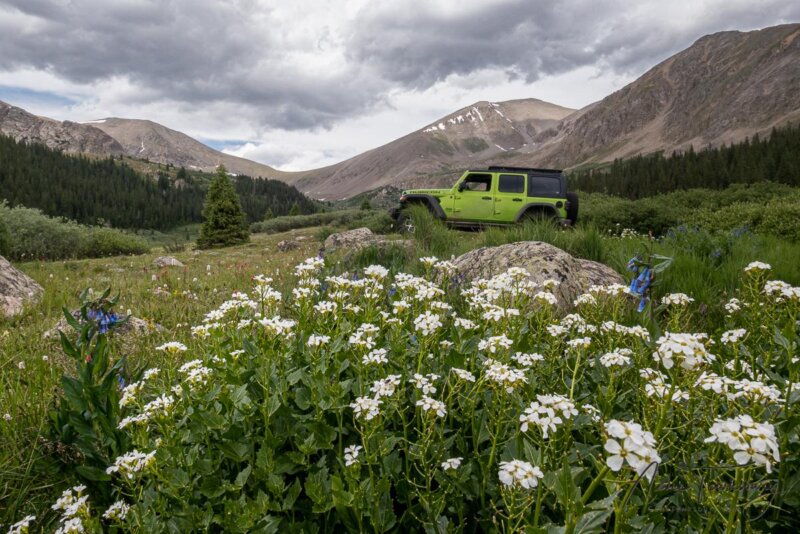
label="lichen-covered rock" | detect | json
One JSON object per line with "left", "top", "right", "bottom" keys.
{"left": 576, "top": 259, "right": 625, "bottom": 289}
{"left": 44, "top": 312, "right": 162, "bottom": 340}
{"left": 277, "top": 239, "right": 300, "bottom": 252}
{"left": 450, "top": 241, "right": 624, "bottom": 310}
{"left": 153, "top": 256, "right": 185, "bottom": 268}
{"left": 324, "top": 228, "right": 377, "bottom": 251}
{"left": 0, "top": 255, "right": 43, "bottom": 317}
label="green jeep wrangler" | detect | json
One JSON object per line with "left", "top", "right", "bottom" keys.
{"left": 391, "top": 166, "right": 578, "bottom": 232}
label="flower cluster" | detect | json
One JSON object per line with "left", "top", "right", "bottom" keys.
{"left": 652, "top": 332, "right": 715, "bottom": 370}
{"left": 519, "top": 394, "right": 578, "bottom": 438}
{"left": 106, "top": 449, "right": 157, "bottom": 480}
{"left": 604, "top": 420, "right": 661, "bottom": 480}
{"left": 498, "top": 460, "right": 544, "bottom": 489}
{"left": 705, "top": 416, "right": 780, "bottom": 473}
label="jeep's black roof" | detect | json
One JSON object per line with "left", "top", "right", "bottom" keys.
{"left": 484, "top": 165, "right": 563, "bottom": 174}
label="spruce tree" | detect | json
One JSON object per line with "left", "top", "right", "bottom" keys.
{"left": 197, "top": 166, "right": 249, "bottom": 249}
{"left": 360, "top": 198, "right": 371, "bottom": 210}
{"left": 289, "top": 201, "right": 300, "bottom": 216}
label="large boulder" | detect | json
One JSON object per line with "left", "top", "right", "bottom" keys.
{"left": 0, "top": 255, "right": 43, "bottom": 317}
{"left": 277, "top": 239, "right": 300, "bottom": 252}
{"left": 449, "top": 241, "right": 625, "bottom": 309}
{"left": 324, "top": 228, "right": 376, "bottom": 251}
{"left": 153, "top": 256, "right": 184, "bottom": 268}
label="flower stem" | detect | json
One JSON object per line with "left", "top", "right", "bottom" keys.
{"left": 725, "top": 468, "right": 743, "bottom": 534}
{"left": 581, "top": 465, "right": 610, "bottom": 505}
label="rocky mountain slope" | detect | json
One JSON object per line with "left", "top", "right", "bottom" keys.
{"left": 288, "top": 98, "right": 574, "bottom": 199}
{"left": 0, "top": 101, "right": 285, "bottom": 179}
{"left": 89, "top": 118, "right": 287, "bottom": 179}
{"left": 2, "top": 24, "right": 798, "bottom": 199}
{"left": 294, "top": 23, "right": 800, "bottom": 198}
{"left": 486, "top": 23, "right": 800, "bottom": 170}
{"left": 0, "top": 100, "right": 124, "bottom": 155}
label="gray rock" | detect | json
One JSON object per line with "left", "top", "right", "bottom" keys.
{"left": 277, "top": 239, "right": 300, "bottom": 252}
{"left": 324, "top": 228, "right": 376, "bottom": 251}
{"left": 324, "top": 228, "right": 415, "bottom": 258}
{"left": 0, "top": 255, "right": 43, "bottom": 317}
{"left": 153, "top": 256, "right": 185, "bottom": 268}
{"left": 449, "top": 241, "right": 624, "bottom": 310}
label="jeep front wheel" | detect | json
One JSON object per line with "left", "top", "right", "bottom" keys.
{"left": 396, "top": 213, "right": 416, "bottom": 234}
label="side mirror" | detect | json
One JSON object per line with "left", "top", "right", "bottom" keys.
{"left": 457, "top": 182, "right": 466, "bottom": 192}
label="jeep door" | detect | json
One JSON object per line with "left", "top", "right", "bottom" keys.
{"left": 493, "top": 173, "right": 526, "bottom": 222}
{"left": 452, "top": 173, "right": 495, "bottom": 221}
{"left": 527, "top": 174, "right": 567, "bottom": 218}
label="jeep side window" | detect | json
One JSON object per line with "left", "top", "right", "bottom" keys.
{"left": 527, "top": 175, "right": 561, "bottom": 196}
{"left": 498, "top": 174, "right": 525, "bottom": 194}
{"left": 460, "top": 173, "right": 492, "bottom": 192}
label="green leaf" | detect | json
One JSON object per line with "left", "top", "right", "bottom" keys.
{"left": 230, "top": 384, "right": 252, "bottom": 410}
{"left": 330, "top": 475, "right": 354, "bottom": 506}
{"left": 281, "top": 478, "right": 302, "bottom": 511}
{"left": 552, "top": 460, "right": 580, "bottom": 509}
{"left": 63, "top": 307, "right": 82, "bottom": 330}
{"left": 219, "top": 441, "right": 250, "bottom": 462}
{"left": 306, "top": 468, "right": 334, "bottom": 513}
{"left": 235, "top": 464, "right": 252, "bottom": 488}
{"left": 294, "top": 387, "right": 311, "bottom": 411}
{"left": 163, "top": 467, "right": 191, "bottom": 487}
{"left": 75, "top": 465, "right": 111, "bottom": 481}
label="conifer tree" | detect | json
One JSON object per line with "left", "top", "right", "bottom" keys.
{"left": 360, "top": 198, "right": 371, "bottom": 210}
{"left": 289, "top": 201, "right": 300, "bottom": 216}
{"left": 197, "top": 166, "right": 249, "bottom": 249}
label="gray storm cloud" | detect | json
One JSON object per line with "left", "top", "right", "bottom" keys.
{"left": 1, "top": 0, "right": 799, "bottom": 130}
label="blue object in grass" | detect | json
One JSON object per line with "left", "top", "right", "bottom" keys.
{"left": 629, "top": 264, "right": 652, "bottom": 313}
{"left": 87, "top": 307, "right": 120, "bottom": 334}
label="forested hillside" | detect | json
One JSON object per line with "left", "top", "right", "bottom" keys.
{"left": 0, "top": 135, "right": 315, "bottom": 229}
{"left": 569, "top": 124, "right": 800, "bottom": 198}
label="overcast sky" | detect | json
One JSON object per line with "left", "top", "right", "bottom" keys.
{"left": 1, "top": 0, "right": 798, "bottom": 171}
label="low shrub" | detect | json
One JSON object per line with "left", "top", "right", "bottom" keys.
{"left": 579, "top": 183, "right": 800, "bottom": 241}
{"left": 0, "top": 214, "right": 9, "bottom": 256}
{"left": 250, "top": 209, "right": 385, "bottom": 234}
{"left": 0, "top": 204, "right": 149, "bottom": 261}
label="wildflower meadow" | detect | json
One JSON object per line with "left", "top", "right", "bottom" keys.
{"left": 5, "top": 239, "right": 799, "bottom": 533}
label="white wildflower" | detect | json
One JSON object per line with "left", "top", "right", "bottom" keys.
{"left": 416, "top": 395, "right": 447, "bottom": 418}
{"left": 344, "top": 445, "right": 362, "bottom": 466}
{"left": 102, "top": 500, "right": 130, "bottom": 522}
{"left": 350, "top": 396, "right": 382, "bottom": 421}
{"left": 441, "top": 457, "right": 463, "bottom": 471}
{"left": 604, "top": 420, "right": 660, "bottom": 481}
{"left": 156, "top": 341, "right": 187, "bottom": 353}
{"left": 498, "top": 460, "right": 543, "bottom": 490}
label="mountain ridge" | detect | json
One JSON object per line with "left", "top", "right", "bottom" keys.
{"left": 1, "top": 23, "right": 798, "bottom": 199}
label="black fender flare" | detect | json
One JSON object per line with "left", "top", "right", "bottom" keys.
{"left": 399, "top": 194, "right": 446, "bottom": 219}
{"left": 514, "top": 203, "right": 559, "bottom": 222}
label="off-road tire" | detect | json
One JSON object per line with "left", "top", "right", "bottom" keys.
{"left": 566, "top": 192, "right": 579, "bottom": 225}
{"left": 396, "top": 213, "right": 416, "bottom": 234}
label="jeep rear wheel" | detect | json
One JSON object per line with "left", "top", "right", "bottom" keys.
{"left": 522, "top": 208, "right": 558, "bottom": 224}
{"left": 565, "top": 192, "right": 579, "bottom": 225}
